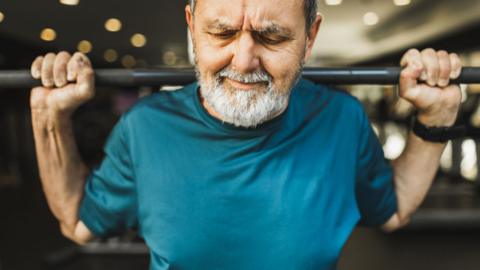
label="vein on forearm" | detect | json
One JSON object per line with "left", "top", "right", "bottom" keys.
{"left": 32, "top": 111, "right": 88, "bottom": 224}
{"left": 391, "top": 132, "right": 446, "bottom": 218}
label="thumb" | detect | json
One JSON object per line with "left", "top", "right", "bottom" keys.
{"left": 398, "top": 64, "right": 422, "bottom": 102}
{"left": 75, "top": 65, "right": 95, "bottom": 102}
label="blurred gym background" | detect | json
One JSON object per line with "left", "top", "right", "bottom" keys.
{"left": 1, "top": 0, "right": 480, "bottom": 269}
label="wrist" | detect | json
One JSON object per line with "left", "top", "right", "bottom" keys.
{"left": 411, "top": 116, "right": 466, "bottom": 143}
{"left": 32, "top": 109, "right": 73, "bottom": 131}
{"left": 417, "top": 111, "right": 458, "bottom": 127}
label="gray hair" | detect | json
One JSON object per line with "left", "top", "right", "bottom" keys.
{"left": 188, "top": 0, "right": 318, "bottom": 31}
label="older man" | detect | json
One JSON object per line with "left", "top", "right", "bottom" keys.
{"left": 29, "top": 0, "right": 462, "bottom": 269}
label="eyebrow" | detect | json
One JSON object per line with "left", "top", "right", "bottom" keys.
{"left": 205, "top": 19, "right": 294, "bottom": 38}
{"left": 205, "top": 19, "right": 240, "bottom": 31}
{"left": 255, "top": 24, "right": 294, "bottom": 38}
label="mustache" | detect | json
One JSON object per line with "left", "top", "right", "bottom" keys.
{"left": 217, "top": 67, "right": 272, "bottom": 84}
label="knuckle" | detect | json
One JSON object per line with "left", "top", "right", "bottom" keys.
{"left": 452, "top": 56, "right": 462, "bottom": 66}
{"left": 42, "top": 79, "right": 53, "bottom": 87}
{"left": 73, "top": 52, "right": 86, "bottom": 60}
{"left": 29, "top": 88, "right": 46, "bottom": 107}
{"left": 45, "top": 52, "right": 56, "bottom": 59}
{"left": 453, "top": 61, "right": 462, "bottom": 69}
{"left": 58, "top": 50, "right": 71, "bottom": 57}
{"left": 423, "top": 47, "right": 435, "bottom": 53}
{"left": 32, "top": 56, "right": 43, "bottom": 65}
{"left": 407, "top": 48, "right": 419, "bottom": 55}
{"left": 450, "top": 52, "right": 460, "bottom": 59}
{"left": 437, "top": 50, "right": 448, "bottom": 57}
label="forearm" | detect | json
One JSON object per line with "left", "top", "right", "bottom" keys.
{"left": 391, "top": 131, "right": 446, "bottom": 221}
{"left": 383, "top": 48, "right": 461, "bottom": 231}
{"left": 31, "top": 109, "right": 89, "bottom": 229}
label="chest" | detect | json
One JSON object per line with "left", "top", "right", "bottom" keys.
{"left": 134, "top": 137, "right": 359, "bottom": 268}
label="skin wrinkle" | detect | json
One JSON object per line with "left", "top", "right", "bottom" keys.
{"left": 189, "top": 0, "right": 314, "bottom": 127}
{"left": 204, "top": 20, "right": 294, "bottom": 42}
{"left": 50, "top": 129, "right": 64, "bottom": 167}
{"left": 190, "top": 0, "right": 318, "bottom": 32}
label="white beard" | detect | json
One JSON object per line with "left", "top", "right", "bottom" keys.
{"left": 198, "top": 67, "right": 291, "bottom": 128}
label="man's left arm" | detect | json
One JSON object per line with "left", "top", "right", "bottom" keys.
{"left": 381, "top": 48, "right": 463, "bottom": 232}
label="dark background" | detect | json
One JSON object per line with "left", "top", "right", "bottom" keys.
{"left": 1, "top": 0, "right": 480, "bottom": 269}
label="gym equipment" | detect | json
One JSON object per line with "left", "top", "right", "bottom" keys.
{"left": 0, "top": 67, "right": 479, "bottom": 88}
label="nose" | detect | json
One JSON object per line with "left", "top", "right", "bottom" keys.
{"left": 231, "top": 32, "right": 260, "bottom": 74}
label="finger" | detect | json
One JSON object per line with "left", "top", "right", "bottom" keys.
{"left": 437, "top": 50, "right": 451, "bottom": 87}
{"left": 399, "top": 65, "right": 423, "bottom": 102}
{"left": 53, "top": 51, "right": 72, "bottom": 88}
{"left": 400, "top": 48, "right": 423, "bottom": 68}
{"left": 399, "top": 49, "right": 423, "bottom": 100}
{"left": 421, "top": 48, "right": 440, "bottom": 87}
{"left": 74, "top": 52, "right": 95, "bottom": 101}
{"left": 400, "top": 48, "right": 425, "bottom": 84}
{"left": 31, "top": 56, "right": 44, "bottom": 79}
{"left": 449, "top": 53, "right": 462, "bottom": 80}
{"left": 76, "top": 67, "right": 95, "bottom": 102}
{"left": 67, "top": 52, "right": 92, "bottom": 82}
{"left": 67, "top": 54, "right": 79, "bottom": 82}
{"left": 41, "top": 53, "right": 56, "bottom": 87}
{"left": 401, "top": 49, "right": 428, "bottom": 81}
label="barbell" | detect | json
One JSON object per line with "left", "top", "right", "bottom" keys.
{"left": 0, "top": 67, "right": 480, "bottom": 89}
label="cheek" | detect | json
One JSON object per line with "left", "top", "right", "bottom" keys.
{"left": 261, "top": 47, "right": 304, "bottom": 87}
{"left": 195, "top": 37, "right": 232, "bottom": 78}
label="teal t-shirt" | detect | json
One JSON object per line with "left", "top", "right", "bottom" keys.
{"left": 79, "top": 78, "right": 397, "bottom": 270}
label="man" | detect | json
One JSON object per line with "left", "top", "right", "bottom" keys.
{"left": 29, "top": 0, "right": 462, "bottom": 269}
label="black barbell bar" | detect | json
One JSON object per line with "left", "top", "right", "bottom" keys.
{"left": 1, "top": 67, "right": 480, "bottom": 89}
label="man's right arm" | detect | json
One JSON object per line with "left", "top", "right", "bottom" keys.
{"left": 30, "top": 51, "right": 96, "bottom": 244}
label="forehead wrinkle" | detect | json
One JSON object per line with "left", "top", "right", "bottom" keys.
{"left": 204, "top": 19, "right": 294, "bottom": 40}
{"left": 202, "top": 9, "right": 294, "bottom": 36}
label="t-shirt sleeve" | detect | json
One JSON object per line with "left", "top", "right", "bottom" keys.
{"left": 355, "top": 112, "right": 398, "bottom": 227}
{"left": 79, "top": 115, "right": 138, "bottom": 238}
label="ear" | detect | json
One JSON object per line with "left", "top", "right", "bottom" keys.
{"left": 186, "top": 4, "right": 194, "bottom": 36}
{"left": 303, "top": 14, "right": 322, "bottom": 63}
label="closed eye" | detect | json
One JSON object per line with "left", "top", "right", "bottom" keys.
{"left": 209, "top": 30, "right": 237, "bottom": 40}
{"left": 252, "top": 32, "right": 290, "bottom": 45}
